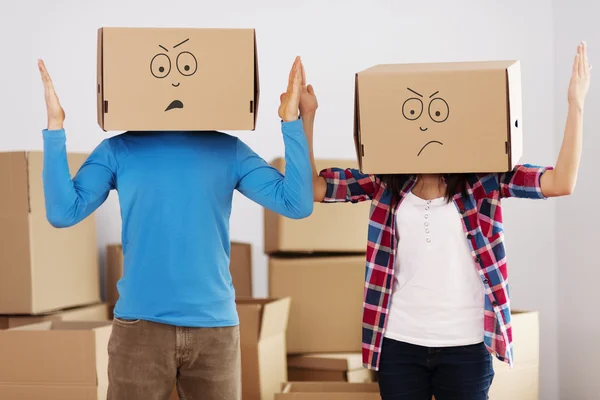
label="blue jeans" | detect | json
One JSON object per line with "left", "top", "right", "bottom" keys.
{"left": 377, "top": 338, "right": 494, "bottom": 400}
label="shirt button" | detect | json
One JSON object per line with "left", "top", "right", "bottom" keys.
{"left": 483, "top": 278, "right": 489, "bottom": 285}
{"left": 467, "top": 233, "right": 473, "bottom": 240}
{"left": 492, "top": 301, "right": 498, "bottom": 307}
{"left": 475, "top": 257, "right": 481, "bottom": 263}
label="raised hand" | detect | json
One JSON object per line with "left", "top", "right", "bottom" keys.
{"left": 38, "top": 59, "right": 65, "bottom": 130}
{"left": 278, "top": 56, "right": 303, "bottom": 122}
{"left": 568, "top": 42, "right": 591, "bottom": 110}
{"left": 299, "top": 62, "right": 318, "bottom": 117}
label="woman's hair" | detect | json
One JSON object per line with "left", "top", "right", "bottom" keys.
{"left": 378, "top": 173, "right": 470, "bottom": 203}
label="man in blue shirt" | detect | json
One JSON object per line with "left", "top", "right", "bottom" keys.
{"left": 38, "top": 56, "right": 313, "bottom": 400}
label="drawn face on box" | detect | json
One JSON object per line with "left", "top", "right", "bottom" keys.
{"left": 99, "top": 28, "right": 256, "bottom": 131}
{"left": 150, "top": 38, "right": 198, "bottom": 112}
{"left": 401, "top": 88, "right": 450, "bottom": 157}
{"left": 356, "top": 64, "right": 518, "bottom": 174}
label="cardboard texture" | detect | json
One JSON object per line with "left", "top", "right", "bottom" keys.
{"left": 354, "top": 61, "right": 523, "bottom": 174}
{"left": 0, "top": 321, "right": 111, "bottom": 400}
{"left": 276, "top": 382, "right": 380, "bottom": 400}
{"left": 265, "top": 159, "right": 370, "bottom": 254}
{"left": 288, "top": 353, "right": 375, "bottom": 383}
{"left": 106, "top": 242, "right": 252, "bottom": 305}
{"left": 237, "top": 298, "right": 291, "bottom": 400}
{"left": 98, "top": 27, "right": 259, "bottom": 131}
{"left": 269, "top": 256, "right": 364, "bottom": 353}
{"left": 0, "top": 152, "right": 100, "bottom": 314}
{"left": 0, "top": 303, "right": 109, "bottom": 329}
{"left": 489, "top": 310, "right": 539, "bottom": 400}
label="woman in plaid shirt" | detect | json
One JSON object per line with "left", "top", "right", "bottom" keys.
{"left": 298, "top": 43, "right": 591, "bottom": 399}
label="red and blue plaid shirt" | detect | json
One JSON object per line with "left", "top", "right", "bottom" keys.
{"left": 319, "top": 165, "right": 550, "bottom": 370}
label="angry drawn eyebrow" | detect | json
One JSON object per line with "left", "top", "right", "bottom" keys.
{"left": 430, "top": 91, "right": 440, "bottom": 98}
{"left": 159, "top": 45, "right": 169, "bottom": 52}
{"left": 174, "top": 38, "right": 190, "bottom": 48}
{"left": 407, "top": 88, "right": 423, "bottom": 97}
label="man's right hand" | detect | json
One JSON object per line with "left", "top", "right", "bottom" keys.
{"left": 38, "top": 59, "right": 65, "bottom": 130}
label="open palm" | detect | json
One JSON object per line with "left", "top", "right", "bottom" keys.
{"left": 38, "top": 60, "right": 65, "bottom": 130}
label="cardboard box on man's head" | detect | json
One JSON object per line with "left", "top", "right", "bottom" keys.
{"left": 354, "top": 61, "right": 523, "bottom": 174}
{"left": 97, "top": 28, "right": 259, "bottom": 131}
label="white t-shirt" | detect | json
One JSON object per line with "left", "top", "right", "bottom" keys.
{"left": 384, "top": 192, "right": 485, "bottom": 347}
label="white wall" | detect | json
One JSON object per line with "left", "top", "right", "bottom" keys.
{"left": 554, "top": 1, "right": 600, "bottom": 399}
{"left": 0, "top": 1, "right": 560, "bottom": 397}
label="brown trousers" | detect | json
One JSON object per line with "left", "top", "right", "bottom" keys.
{"left": 107, "top": 318, "right": 241, "bottom": 400}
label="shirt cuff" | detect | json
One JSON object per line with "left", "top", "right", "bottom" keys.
{"left": 42, "top": 129, "right": 66, "bottom": 140}
{"left": 281, "top": 117, "right": 304, "bottom": 136}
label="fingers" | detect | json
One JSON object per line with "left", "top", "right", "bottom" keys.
{"left": 583, "top": 41, "right": 590, "bottom": 75}
{"left": 573, "top": 54, "right": 580, "bottom": 78}
{"left": 288, "top": 56, "right": 300, "bottom": 87}
{"left": 280, "top": 93, "right": 286, "bottom": 103}
{"left": 578, "top": 43, "right": 585, "bottom": 77}
{"left": 307, "top": 84, "right": 315, "bottom": 95}
{"left": 301, "top": 61, "right": 306, "bottom": 87}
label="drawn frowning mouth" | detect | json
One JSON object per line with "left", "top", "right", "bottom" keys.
{"left": 417, "top": 141, "right": 443, "bottom": 156}
{"left": 165, "top": 100, "right": 184, "bottom": 112}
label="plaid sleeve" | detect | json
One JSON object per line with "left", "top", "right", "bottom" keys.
{"left": 498, "top": 164, "right": 553, "bottom": 199}
{"left": 318, "top": 168, "right": 380, "bottom": 203}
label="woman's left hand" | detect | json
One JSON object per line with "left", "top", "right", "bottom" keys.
{"left": 568, "top": 42, "right": 591, "bottom": 110}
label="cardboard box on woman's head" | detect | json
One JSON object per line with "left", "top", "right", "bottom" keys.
{"left": 97, "top": 27, "right": 259, "bottom": 131}
{"left": 354, "top": 61, "right": 523, "bottom": 174}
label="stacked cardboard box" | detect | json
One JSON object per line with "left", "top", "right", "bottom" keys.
{"left": 276, "top": 383, "right": 380, "bottom": 399}
{"left": 265, "top": 158, "right": 373, "bottom": 385}
{"left": 0, "top": 321, "right": 112, "bottom": 399}
{"left": 0, "top": 152, "right": 107, "bottom": 329}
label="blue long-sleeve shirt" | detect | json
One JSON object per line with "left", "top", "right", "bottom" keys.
{"left": 42, "top": 118, "right": 313, "bottom": 327}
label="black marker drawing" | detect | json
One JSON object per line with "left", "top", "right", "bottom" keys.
{"left": 165, "top": 100, "right": 184, "bottom": 112}
{"left": 402, "top": 88, "right": 451, "bottom": 156}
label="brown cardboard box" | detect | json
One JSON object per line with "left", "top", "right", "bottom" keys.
{"left": 0, "top": 303, "right": 109, "bottom": 329}
{"left": 0, "top": 152, "right": 100, "bottom": 314}
{"left": 354, "top": 61, "right": 523, "bottom": 174}
{"left": 265, "top": 159, "right": 370, "bottom": 254}
{"left": 288, "top": 353, "right": 375, "bottom": 383}
{"left": 489, "top": 310, "right": 539, "bottom": 400}
{"left": 98, "top": 28, "right": 259, "bottom": 131}
{"left": 106, "top": 242, "right": 253, "bottom": 305}
{"left": 276, "top": 382, "right": 380, "bottom": 400}
{"left": 237, "top": 298, "right": 291, "bottom": 400}
{"left": 269, "top": 256, "right": 364, "bottom": 353}
{"left": 0, "top": 321, "right": 111, "bottom": 400}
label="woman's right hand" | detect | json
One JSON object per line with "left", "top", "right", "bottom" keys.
{"left": 38, "top": 59, "right": 65, "bottom": 130}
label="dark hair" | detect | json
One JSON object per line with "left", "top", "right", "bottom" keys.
{"left": 378, "top": 174, "right": 470, "bottom": 203}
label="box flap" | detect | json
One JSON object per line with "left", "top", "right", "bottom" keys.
{"left": 259, "top": 297, "right": 291, "bottom": 341}
{"left": 236, "top": 301, "right": 262, "bottom": 344}
{"left": 97, "top": 28, "right": 105, "bottom": 130}
{"left": 287, "top": 353, "right": 363, "bottom": 372}
{"left": 506, "top": 61, "right": 523, "bottom": 168}
{"left": 353, "top": 74, "right": 363, "bottom": 171}
{"left": 362, "top": 60, "right": 517, "bottom": 74}
{"left": 253, "top": 29, "right": 260, "bottom": 130}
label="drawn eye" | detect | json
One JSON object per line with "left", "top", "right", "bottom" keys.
{"left": 402, "top": 98, "right": 424, "bottom": 121}
{"left": 150, "top": 53, "right": 171, "bottom": 79}
{"left": 429, "top": 98, "right": 450, "bottom": 123}
{"left": 177, "top": 51, "right": 198, "bottom": 76}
